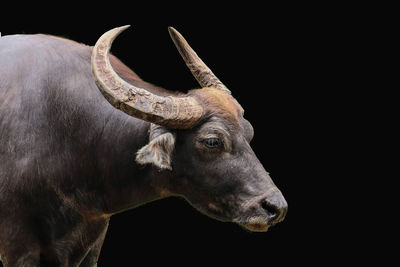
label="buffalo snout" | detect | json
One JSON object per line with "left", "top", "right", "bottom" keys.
{"left": 260, "top": 192, "right": 288, "bottom": 226}
{"left": 235, "top": 188, "right": 288, "bottom": 232}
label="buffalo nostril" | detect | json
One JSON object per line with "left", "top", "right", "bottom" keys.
{"left": 260, "top": 195, "right": 288, "bottom": 224}
{"left": 261, "top": 199, "right": 280, "bottom": 220}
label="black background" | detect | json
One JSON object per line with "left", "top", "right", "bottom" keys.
{"left": 1, "top": 3, "right": 371, "bottom": 266}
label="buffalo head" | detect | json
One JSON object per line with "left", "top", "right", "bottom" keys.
{"left": 92, "top": 26, "right": 287, "bottom": 232}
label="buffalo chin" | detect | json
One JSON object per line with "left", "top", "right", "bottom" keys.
{"left": 242, "top": 222, "right": 270, "bottom": 232}
{"left": 236, "top": 216, "right": 271, "bottom": 232}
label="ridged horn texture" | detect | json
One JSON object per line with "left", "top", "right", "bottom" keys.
{"left": 168, "top": 27, "right": 231, "bottom": 94}
{"left": 92, "top": 25, "right": 203, "bottom": 129}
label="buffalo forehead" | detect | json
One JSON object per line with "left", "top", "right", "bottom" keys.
{"left": 191, "top": 87, "right": 244, "bottom": 123}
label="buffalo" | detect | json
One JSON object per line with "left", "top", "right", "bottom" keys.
{"left": 0, "top": 26, "right": 287, "bottom": 266}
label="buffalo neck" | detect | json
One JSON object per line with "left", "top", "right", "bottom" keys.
{"left": 93, "top": 113, "right": 169, "bottom": 216}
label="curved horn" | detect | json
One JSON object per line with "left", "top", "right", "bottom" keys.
{"left": 168, "top": 27, "right": 231, "bottom": 94}
{"left": 92, "top": 26, "right": 203, "bottom": 129}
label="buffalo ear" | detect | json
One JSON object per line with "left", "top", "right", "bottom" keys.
{"left": 135, "top": 132, "right": 175, "bottom": 170}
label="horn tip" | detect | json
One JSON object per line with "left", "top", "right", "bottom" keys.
{"left": 168, "top": 26, "right": 180, "bottom": 37}
{"left": 118, "top": 25, "right": 131, "bottom": 31}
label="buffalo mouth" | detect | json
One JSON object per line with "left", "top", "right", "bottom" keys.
{"left": 235, "top": 216, "right": 271, "bottom": 232}
{"left": 193, "top": 199, "right": 286, "bottom": 232}
{"left": 203, "top": 204, "right": 279, "bottom": 232}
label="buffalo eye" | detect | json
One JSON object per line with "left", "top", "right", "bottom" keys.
{"left": 203, "top": 138, "right": 222, "bottom": 148}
